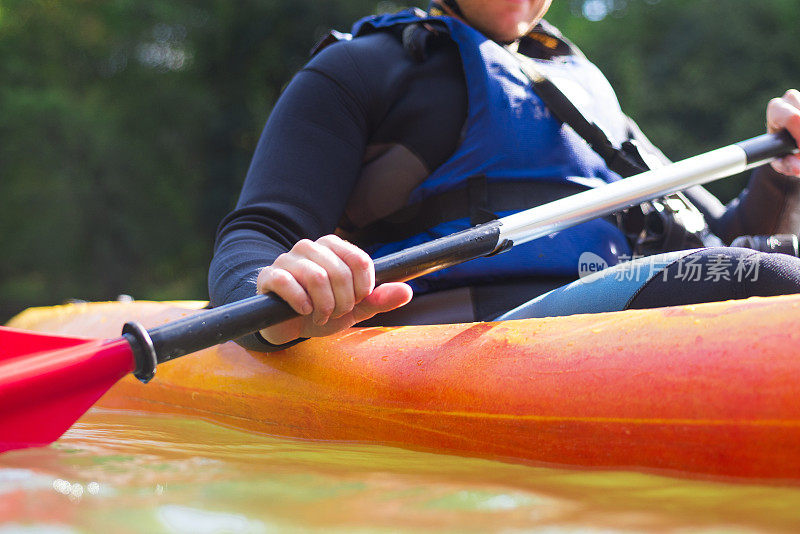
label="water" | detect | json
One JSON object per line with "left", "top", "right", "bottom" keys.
{"left": 2, "top": 409, "right": 800, "bottom": 533}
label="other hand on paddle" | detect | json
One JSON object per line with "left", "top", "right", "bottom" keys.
{"left": 768, "top": 89, "right": 800, "bottom": 177}
{"left": 256, "top": 234, "right": 413, "bottom": 344}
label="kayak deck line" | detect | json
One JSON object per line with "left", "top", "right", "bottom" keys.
{"left": 104, "top": 380, "right": 800, "bottom": 428}
{"left": 332, "top": 407, "right": 800, "bottom": 428}
{"left": 8, "top": 296, "right": 800, "bottom": 479}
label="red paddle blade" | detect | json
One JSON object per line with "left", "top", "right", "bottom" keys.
{"left": 0, "top": 326, "right": 135, "bottom": 452}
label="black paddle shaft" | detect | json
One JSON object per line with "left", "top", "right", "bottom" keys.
{"left": 123, "top": 220, "right": 505, "bottom": 382}
{"left": 738, "top": 130, "right": 798, "bottom": 165}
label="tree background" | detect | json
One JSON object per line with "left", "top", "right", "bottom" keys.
{"left": 1, "top": 0, "right": 798, "bottom": 321}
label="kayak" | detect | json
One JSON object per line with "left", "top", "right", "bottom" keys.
{"left": 7, "top": 296, "right": 800, "bottom": 480}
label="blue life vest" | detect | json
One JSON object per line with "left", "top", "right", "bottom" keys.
{"left": 351, "top": 10, "right": 633, "bottom": 293}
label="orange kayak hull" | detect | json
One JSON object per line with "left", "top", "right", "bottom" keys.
{"left": 8, "top": 296, "right": 800, "bottom": 480}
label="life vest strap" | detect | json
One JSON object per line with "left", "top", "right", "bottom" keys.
{"left": 349, "top": 178, "right": 611, "bottom": 247}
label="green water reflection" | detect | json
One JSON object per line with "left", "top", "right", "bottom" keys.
{"left": 2, "top": 409, "right": 800, "bottom": 533}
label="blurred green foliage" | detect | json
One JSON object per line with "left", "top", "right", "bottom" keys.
{"left": 1, "top": 0, "right": 798, "bottom": 320}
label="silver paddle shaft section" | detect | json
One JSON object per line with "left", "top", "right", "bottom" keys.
{"left": 498, "top": 133, "right": 797, "bottom": 246}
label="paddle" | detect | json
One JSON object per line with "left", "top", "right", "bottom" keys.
{"left": 1, "top": 131, "right": 797, "bottom": 454}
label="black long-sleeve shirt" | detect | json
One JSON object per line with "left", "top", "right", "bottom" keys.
{"left": 209, "top": 24, "right": 800, "bottom": 350}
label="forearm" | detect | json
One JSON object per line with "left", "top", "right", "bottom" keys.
{"left": 706, "top": 165, "right": 800, "bottom": 243}
{"left": 704, "top": 90, "right": 800, "bottom": 242}
{"left": 209, "top": 60, "right": 371, "bottom": 348}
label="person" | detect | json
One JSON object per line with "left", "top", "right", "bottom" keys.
{"left": 209, "top": 0, "right": 800, "bottom": 351}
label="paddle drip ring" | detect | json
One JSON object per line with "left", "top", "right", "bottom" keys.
{"left": 123, "top": 321, "right": 157, "bottom": 383}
